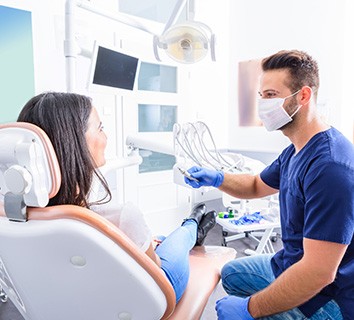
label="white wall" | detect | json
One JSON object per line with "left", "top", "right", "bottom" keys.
{"left": 228, "top": 0, "right": 352, "bottom": 149}
{"left": 185, "top": 0, "right": 231, "bottom": 150}
{"left": 341, "top": 0, "right": 354, "bottom": 142}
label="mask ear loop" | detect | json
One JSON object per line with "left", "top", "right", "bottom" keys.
{"left": 289, "top": 105, "right": 302, "bottom": 118}
{"left": 283, "top": 89, "right": 301, "bottom": 100}
{"left": 291, "top": 86, "right": 316, "bottom": 115}
{"left": 286, "top": 88, "right": 304, "bottom": 118}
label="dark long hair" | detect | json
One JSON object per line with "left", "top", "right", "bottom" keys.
{"left": 262, "top": 50, "right": 319, "bottom": 100}
{"left": 17, "top": 92, "right": 111, "bottom": 208}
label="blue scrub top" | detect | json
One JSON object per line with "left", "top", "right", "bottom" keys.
{"left": 260, "top": 127, "right": 354, "bottom": 319}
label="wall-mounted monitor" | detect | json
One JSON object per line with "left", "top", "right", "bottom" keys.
{"left": 87, "top": 42, "right": 140, "bottom": 94}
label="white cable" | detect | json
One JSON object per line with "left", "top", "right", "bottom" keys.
{"left": 187, "top": 123, "right": 218, "bottom": 169}
{"left": 189, "top": 123, "right": 221, "bottom": 169}
{"left": 193, "top": 121, "right": 237, "bottom": 170}
{"left": 197, "top": 122, "right": 235, "bottom": 168}
{"left": 173, "top": 121, "right": 249, "bottom": 173}
{"left": 174, "top": 124, "right": 202, "bottom": 166}
{"left": 198, "top": 128, "right": 227, "bottom": 169}
{"left": 181, "top": 124, "right": 202, "bottom": 165}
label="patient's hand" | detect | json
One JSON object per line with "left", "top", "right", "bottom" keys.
{"left": 146, "top": 243, "right": 162, "bottom": 267}
{"left": 152, "top": 237, "right": 162, "bottom": 250}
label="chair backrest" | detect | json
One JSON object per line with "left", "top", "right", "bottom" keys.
{"left": 0, "top": 122, "right": 61, "bottom": 220}
{"left": 0, "top": 123, "right": 176, "bottom": 320}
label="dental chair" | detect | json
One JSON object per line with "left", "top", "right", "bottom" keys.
{"left": 0, "top": 122, "right": 236, "bottom": 320}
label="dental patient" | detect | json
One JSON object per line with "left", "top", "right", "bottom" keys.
{"left": 17, "top": 91, "right": 217, "bottom": 303}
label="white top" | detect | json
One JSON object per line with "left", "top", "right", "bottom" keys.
{"left": 91, "top": 202, "right": 152, "bottom": 252}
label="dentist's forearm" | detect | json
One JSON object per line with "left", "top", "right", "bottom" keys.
{"left": 219, "top": 173, "right": 276, "bottom": 199}
{"left": 248, "top": 239, "right": 346, "bottom": 318}
{"left": 248, "top": 262, "right": 330, "bottom": 317}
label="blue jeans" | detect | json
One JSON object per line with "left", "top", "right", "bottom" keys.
{"left": 155, "top": 219, "right": 197, "bottom": 303}
{"left": 221, "top": 254, "right": 343, "bottom": 319}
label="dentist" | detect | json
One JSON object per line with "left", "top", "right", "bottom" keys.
{"left": 185, "top": 50, "right": 354, "bottom": 319}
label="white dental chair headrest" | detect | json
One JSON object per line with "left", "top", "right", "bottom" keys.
{"left": 0, "top": 122, "right": 61, "bottom": 221}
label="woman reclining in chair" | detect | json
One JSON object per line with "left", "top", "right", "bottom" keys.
{"left": 17, "top": 92, "right": 217, "bottom": 303}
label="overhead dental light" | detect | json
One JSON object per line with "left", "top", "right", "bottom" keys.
{"left": 153, "top": 0, "right": 216, "bottom": 63}
{"left": 154, "top": 21, "right": 215, "bottom": 64}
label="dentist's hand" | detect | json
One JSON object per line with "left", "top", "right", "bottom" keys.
{"left": 184, "top": 166, "right": 224, "bottom": 188}
{"left": 215, "top": 296, "right": 254, "bottom": 320}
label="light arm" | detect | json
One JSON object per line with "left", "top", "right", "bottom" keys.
{"left": 126, "top": 133, "right": 174, "bottom": 156}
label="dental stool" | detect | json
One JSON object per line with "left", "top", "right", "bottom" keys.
{"left": 0, "top": 122, "right": 236, "bottom": 320}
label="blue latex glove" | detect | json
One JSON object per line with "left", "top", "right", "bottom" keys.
{"left": 215, "top": 296, "right": 254, "bottom": 320}
{"left": 184, "top": 166, "right": 224, "bottom": 188}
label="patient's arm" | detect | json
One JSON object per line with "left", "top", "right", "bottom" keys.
{"left": 145, "top": 243, "right": 161, "bottom": 267}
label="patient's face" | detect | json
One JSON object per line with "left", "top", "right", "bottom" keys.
{"left": 85, "top": 107, "right": 107, "bottom": 167}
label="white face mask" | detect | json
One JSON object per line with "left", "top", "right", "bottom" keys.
{"left": 257, "top": 90, "right": 301, "bottom": 131}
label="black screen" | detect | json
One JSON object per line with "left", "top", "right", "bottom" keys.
{"left": 93, "top": 46, "right": 139, "bottom": 90}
